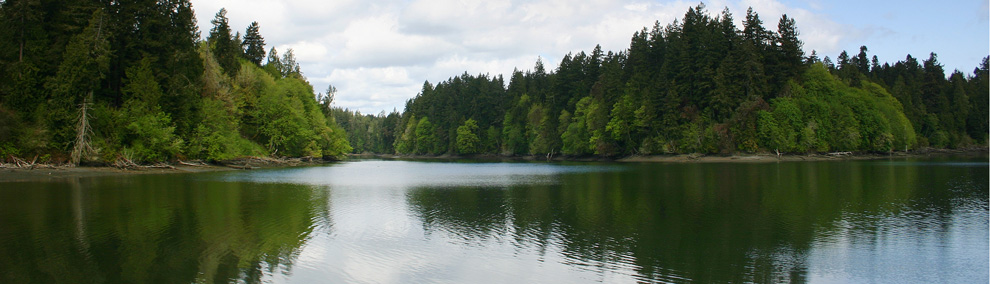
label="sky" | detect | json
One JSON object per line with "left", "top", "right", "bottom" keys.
{"left": 189, "top": 0, "right": 990, "bottom": 115}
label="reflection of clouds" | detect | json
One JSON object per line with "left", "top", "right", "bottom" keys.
{"left": 221, "top": 159, "right": 987, "bottom": 283}
{"left": 806, "top": 200, "right": 990, "bottom": 284}
{"left": 241, "top": 161, "right": 642, "bottom": 283}
{"left": 220, "top": 160, "right": 624, "bottom": 188}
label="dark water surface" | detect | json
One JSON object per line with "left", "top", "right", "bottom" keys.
{"left": 1, "top": 157, "right": 987, "bottom": 283}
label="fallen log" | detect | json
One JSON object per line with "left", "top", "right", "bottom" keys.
{"left": 179, "top": 160, "right": 206, "bottom": 166}
{"left": 145, "top": 163, "right": 176, "bottom": 169}
{"left": 226, "top": 164, "right": 259, "bottom": 170}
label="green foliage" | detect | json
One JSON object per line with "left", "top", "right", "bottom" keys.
{"left": 757, "top": 111, "right": 782, "bottom": 152}
{"left": 606, "top": 91, "right": 637, "bottom": 153}
{"left": 121, "top": 100, "right": 183, "bottom": 162}
{"left": 0, "top": 2, "right": 350, "bottom": 163}
{"left": 585, "top": 96, "right": 613, "bottom": 155}
{"left": 186, "top": 98, "right": 263, "bottom": 161}
{"left": 4, "top": 3, "right": 985, "bottom": 161}
{"left": 208, "top": 8, "right": 240, "bottom": 76}
{"left": 263, "top": 48, "right": 301, "bottom": 78}
{"left": 501, "top": 95, "right": 531, "bottom": 155}
{"left": 482, "top": 126, "right": 500, "bottom": 153}
{"left": 561, "top": 97, "right": 593, "bottom": 155}
{"left": 255, "top": 79, "right": 310, "bottom": 156}
{"left": 242, "top": 22, "right": 266, "bottom": 65}
{"left": 329, "top": 108, "right": 391, "bottom": 154}
{"left": 768, "top": 98, "right": 802, "bottom": 152}
{"left": 456, "top": 119, "right": 480, "bottom": 155}
{"left": 757, "top": 64, "right": 917, "bottom": 153}
{"left": 395, "top": 114, "right": 418, "bottom": 154}
{"left": 527, "top": 104, "right": 552, "bottom": 155}
{"left": 45, "top": 9, "right": 111, "bottom": 152}
{"left": 415, "top": 117, "right": 437, "bottom": 155}
{"left": 120, "top": 59, "right": 182, "bottom": 162}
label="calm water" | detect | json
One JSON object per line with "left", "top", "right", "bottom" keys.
{"left": 0, "top": 157, "right": 987, "bottom": 283}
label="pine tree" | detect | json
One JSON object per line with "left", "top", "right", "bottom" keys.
{"left": 208, "top": 8, "right": 239, "bottom": 76}
{"left": 775, "top": 14, "right": 803, "bottom": 81}
{"left": 966, "top": 57, "right": 989, "bottom": 142}
{"left": 264, "top": 47, "right": 283, "bottom": 77}
{"left": 242, "top": 21, "right": 266, "bottom": 65}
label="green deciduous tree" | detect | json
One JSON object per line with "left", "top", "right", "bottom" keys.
{"left": 456, "top": 118, "right": 480, "bottom": 155}
{"left": 120, "top": 58, "right": 183, "bottom": 162}
{"left": 415, "top": 117, "right": 437, "bottom": 155}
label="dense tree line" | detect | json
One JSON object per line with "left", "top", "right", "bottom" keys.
{"left": 0, "top": 1, "right": 350, "bottom": 163}
{"left": 335, "top": 4, "right": 987, "bottom": 156}
{"left": 330, "top": 108, "right": 401, "bottom": 154}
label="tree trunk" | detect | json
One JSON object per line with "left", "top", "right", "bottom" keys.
{"left": 71, "top": 92, "right": 95, "bottom": 165}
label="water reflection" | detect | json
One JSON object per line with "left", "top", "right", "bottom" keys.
{"left": 0, "top": 174, "right": 328, "bottom": 284}
{"left": 404, "top": 159, "right": 988, "bottom": 283}
{"left": 0, "top": 158, "right": 985, "bottom": 283}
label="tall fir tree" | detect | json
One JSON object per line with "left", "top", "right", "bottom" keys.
{"left": 773, "top": 14, "right": 803, "bottom": 92}
{"left": 242, "top": 21, "right": 266, "bottom": 65}
{"left": 208, "top": 8, "right": 239, "bottom": 77}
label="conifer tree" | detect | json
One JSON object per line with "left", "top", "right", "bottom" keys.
{"left": 48, "top": 9, "right": 110, "bottom": 150}
{"left": 208, "top": 8, "right": 239, "bottom": 76}
{"left": 242, "top": 21, "right": 266, "bottom": 65}
{"left": 774, "top": 14, "right": 804, "bottom": 87}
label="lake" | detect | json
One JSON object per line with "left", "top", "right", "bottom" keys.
{"left": 1, "top": 157, "right": 987, "bottom": 283}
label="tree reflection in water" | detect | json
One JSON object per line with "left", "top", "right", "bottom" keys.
{"left": 406, "top": 160, "right": 987, "bottom": 283}
{"left": 0, "top": 174, "right": 329, "bottom": 284}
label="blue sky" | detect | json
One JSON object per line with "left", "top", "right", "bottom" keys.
{"left": 191, "top": 0, "right": 990, "bottom": 114}
{"left": 804, "top": 0, "right": 988, "bottom": 73}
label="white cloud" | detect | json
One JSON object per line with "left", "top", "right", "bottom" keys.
{"left": 190, "top": 0, "right": 862, "bottom": 114}
{"left": 333, "top": 14, "right": 456, "bottom": 68}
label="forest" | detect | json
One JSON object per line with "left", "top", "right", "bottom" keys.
{"left": 0, "top": 0, "right": 351, "bottom": 164}
{"left": 2, "top": 2, "right": 987, "bottom": 163}
{"left": 335, "top": 4, "right": 988, "bottom": 157}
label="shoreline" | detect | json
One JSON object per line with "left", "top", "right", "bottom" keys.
{"left": 0, "top": 157, "right": 334, "bottom": 183}
{"left": 2, "top": 148, "right": 986, "bottom": 182}
{"left": 349, "top": 147, "right": 989, "bottom": 163}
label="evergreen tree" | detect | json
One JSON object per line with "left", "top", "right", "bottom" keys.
{"left": 773, "top": 14, "right": 804, "bottom": 90}
{"left": 47, "top": 9, "right": 111, "bottom": 151}
{"left": 242, "top": 21, "right": 266, "bottom": 65}
{"left": 208, "top": 8, "right": 239, "bottom": 76}
{"left": 264, "top": 47, "right": 283, "bottom": 77}
{"left": 966, "top": 57, "right": 989, "bottom": 143}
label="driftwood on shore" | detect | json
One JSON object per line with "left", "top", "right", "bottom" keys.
{"left": 1, "top": 155, "right": 57, "bottom": 170}
{"left": 0, "top": 153, "right": 338, "bottom": 174}
{"left": 112, "top": 155, "right": 175, "bottom": 170}
{"left": 178, "top": 160, "right": 207, "bottom": 166}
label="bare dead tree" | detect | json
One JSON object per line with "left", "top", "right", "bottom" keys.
{"left": 70, "top": 92, "right": 95, "bottom": 165}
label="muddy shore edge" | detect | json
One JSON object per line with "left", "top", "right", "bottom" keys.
{"left": 350, "top": 147, "right": 988, "bottom": 163}
{"left": 2, "top": 148, "right": 986, "bottom": 182}
{"left": 0, "top": 157, "right": 329, "bottom": 183}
